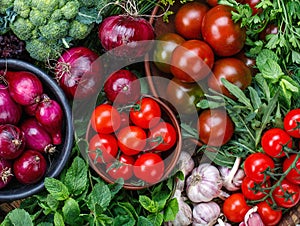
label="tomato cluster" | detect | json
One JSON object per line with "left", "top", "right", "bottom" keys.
{"left": 88, "top": 96, "right": 178, "bottom": 185}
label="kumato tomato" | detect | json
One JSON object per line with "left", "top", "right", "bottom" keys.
{"left": 201, "top": 5, "right": 246, "bottom": 56}
{"left": 283, "top": 154, "right": 300, "bottom": 185}
{"left": 273, "top": 179, "right": 300, "bottom": 208}
{"left": 174, "top": 1, "right": 209, "bottom": 39}
{"left": 283, "top": 108, "right": 300, "bottom": 138}
{"left": 243, "top": 0, "right": 262, "bottom": 15}
{"left": 256, "top": 201, "right": 282, "bottom": 226}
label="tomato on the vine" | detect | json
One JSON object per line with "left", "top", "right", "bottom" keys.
{"left": 241, "top": 176, "right": 270, "bottom": 200}
{"left": 283, "top": 154, "right": 300, "bottom": 185}
{"left": 284, "top": 108, "right": 300, "bottom": 138}
{"left": 261, "top": 128, "right": 293, "bottom": 158}
{"left": 273, "top": 179, "right": 300, "bottom": 208}
{"left": 106, "top": 154, "right": 135, "bottom": 181}
{"left": 256, "top": 200, "right": 282, "bottom": 226}
{"left": 222, "top": 193, "right": 250, "bottom": 223}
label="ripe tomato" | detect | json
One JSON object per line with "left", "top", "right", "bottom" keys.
{"left": 283, "top": 154, "right": 300, "bottom": 185}
{"left": 243, "top": 152, "right": 275, "bottom": 182}
{"left": 283, "top": 109, "right": 300, "bottom": 138}
{"left": 261, "top": 128, "right": 293, "bottom": 158}
{"left": 234, "top": 50, "right": 257, "bottom": 76}
{"left": 117, "top": 126, "right": 147, "bottom": 156}
{"left": 259, "top": 24, "right": 279, "bottom": 41}
{"left": 197, "top": 109, "right": 234, "bottom": 146}
{"left": 130, "top": 97, "right": 161, "bottom": 129}
{"left": 207, "top": 58, "right": 252, "bottom": 99}
{"left": 148, "top": 121, "right": 177, "bottom": 151}
{"left": 174, "top": 2, "right": 209, "bottom": 39}
{"left": 90, "top": 104, "right": 121, "bottom": 134}
{"left": 202, "top": 5, "right": 246, "bottom": 56}
{"left": 133, "top": 153, "right": 164, "bottom": 184}
{"left": 256, "top": 200, "right": 282, "bottom": 226}
{"left": 170, "top": 40, "right": 214, "bottom": 83}
{"left": 243, "top": 0, "right": 262, "bottom": 15}
{"left": 88, "top": 133, "right": 118, "bottom": 164}
{"left": 273, "top": 179, "right": 300, "bottom": 208}
{"left": 153, "top": 33, "right": 185, "bottom": 73}
{"left": 241, "top": 176, "right": 270, "bottom": 200}
{"left": 222, "top": 193, "right": 250, "bottom": 223}
{"left": 106, "top": 154, "right": 135, "bottom": 181}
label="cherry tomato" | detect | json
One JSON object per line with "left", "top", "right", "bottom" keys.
{"left": 197, "top": 109, "right": 234, "bottom": 146}
{"left": 207, "top": 58, "right": 252, "bottom": 99}
{"left": 133, "top": 153, "right": 164, "bottom": 184}
{"left": 153, "top": 33, "right": 185, "bottom": 73}
{"left": 88, "top": 133, "right": 118, "bottom": 164}
{"left": 256, "top": 200, "right": 282, "bottom": 226}
{"left": 241, "top": 176, "right": 270, "bottom": 200}
{"left": 284, "top": 109, "right": 300, "bottom": 138}
{"left": 202, "top": 5, "right": 246, "bottom": 56}
{"left": 283, "top": 154, "right": 300, "bottom": 185}
{"left": 222, "top": 193, "right": 250, "bottom": 223}
{"left": 259, "top": 24, "right": 279, "bottom": 41}
{"left": 106, "top": 154, "right": 135, "bottom": 181}
{"left": 243, "top": 152, "right": 275, "bottom": 182}
{"left": 117, "top": 126, "right": 146, "bottom": 156}
{"left": 130, "top": 97, "right": 161, "bottom": 129}
{"left": 170, "top": 40, "right": 214, "bottom": 83}
{"left": 148, "top": 121, "right": 177, "bottom": 151}
{"left": 261, "top": 128, "right": 292, "bottom": 158}
{"left": 174, "top": 2, "right": 209, "bottom": 39}
{"left": 234, "top": 50, "right": 257, "bottom": 76}
{"left": 244, "top": 0, "right": 262, "bottom": 15}
{"left": 166, "top": 77, "right": 204, "bottom": 115}
{"left": 273, "top": 179, "right": 300, "bottom": 208}
{"left": 90, "top": 104, "right": 121, "bottom": 134}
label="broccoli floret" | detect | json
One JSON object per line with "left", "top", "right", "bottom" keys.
{"left": 13, "top": 0, "right": 31, "bottom": 18}
{"left": 29, "top": 10, "right": 50, "bottom": 26}
{"left": 51, "top": 9, "right": 63, "bottom": 21}
{"left": 58, "top": 0, "right": 67, "bottom": 8}
{"left": 39, "top": 20, "right": 69, "bottom": 40}
{"left": 69, "top": 20, "right": 93, "bottom": 40}
{"left": 26, "top": 39, "right": 62, "bottom": 62}
{"left": 0, "top": 0, "right": 14, "bottom": 14}
{"left": 61, "top": 1, "right": 80, "bottom": 20}
{"left": 10, "top": 17, "right": 35, "bottom": 41}
{"left": 31, "top": 0, "right": 59, "bottom": 13}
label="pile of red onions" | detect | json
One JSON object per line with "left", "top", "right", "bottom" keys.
{"left": 0, "top": 70, "right": 64, "bottom": 188}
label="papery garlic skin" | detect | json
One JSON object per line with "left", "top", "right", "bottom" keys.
{"left": 177, "top": 151, "right": 195, "bottom": 176}
{"left": 219, "top": 165, "right": 245, "bottom": 191}
{"left": 192, "top": 201, "right": 220, "bottom": 226}
{"left": 240, "top": 206, "right": 265, "bottom": 226}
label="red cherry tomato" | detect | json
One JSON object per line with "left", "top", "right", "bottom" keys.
{"left": 273, "top": 179, "right": 300, "bottom": 208}
{"left": 106, "top": 154, "right": 135, "bottom": 181}
{"left": 88, "top": 133, "right": 118, "bottom": 164}
{"left": 129, "top": 97, "right": 161, "bottom": 129}
{"left": 170, "top": 40, "right": 214, "bottom": 83}
{"left": 222, "top": 193, "right": 250, "bottom": 223}
{"left": 202, "top": 5, "right": 246, "bottom": 56}
{"left": 148, "top": 121, "right": 177, "bottom": 151}
{"left": 243, "top": 152, "right": 275, "bottom": 182}
{"left": 117, "top": 126, "right": 147, "bottom": 156}
{"left": 133, "top": 153, "right": 164, "bottom": 184}
{"left": 174, "top": 2, "right": 209, "bottom": 39}
{"left": 241, "top": 176, "right": 270, "bottom": 200}
{"left": 283, "top": 154, "right": 300, "bottom": 185}
{"left": 261, "top": 128, "right": 293, "bottom": 158}
{"left": 284, "top": 109, "right": 300, "bottom": 138}
{"left": 197, "top": 109, "right": 234, "bottom": 146}
{"left": 244, "top": 0, "right": 262, "bottom": 15}
{"left": 90, "top": 104, "right": 121, "bottom": 134}
{"left": 256, "top": 200, "right": 282, "bottom": 226}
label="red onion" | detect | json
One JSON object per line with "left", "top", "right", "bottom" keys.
{"left": 35, "top": 94, "right": 63, "bottom": 145}
{"left": 0, "top": 124, "right": 25, "bottom": 159}
{"left": 23, "top": 103, "right": 38, "bottom": 116}
{"left": 54, "top": 46, "right": 101, "bottom": 100}
{"left": 98, "top": 15, "right": 155, "bottom": 58}
{"left": 5, "top": 71, "right": 43, "bottom": 106}
{"left": 20, "top": 118, "right": 56, "bottom": 154}
{"left": 0, "top": 158, "right": 13, "bottom": 189}
{"left": 13, "top": 150, "right": 47, "bottom": 185}
{"left": 0, "top": 84, "right": 22, "bottom": 125}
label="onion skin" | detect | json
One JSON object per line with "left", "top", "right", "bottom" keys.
{"left": 0, "top": 84, "right": 22, "bottom": 125}
{"left": 0, "top": 158, "right": 13, "bottom": 189}
{"left": 0, "top": 124, "right": 25, "bottom": 160}
{"left": 98, "top": 15, "right": 155, "bottom": 58}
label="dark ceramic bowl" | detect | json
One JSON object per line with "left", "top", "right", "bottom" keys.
{"left": 0, "top": 59, "right": 73, "bottom": 201}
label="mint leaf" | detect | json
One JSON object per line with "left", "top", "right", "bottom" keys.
{"left": 36, "top": 223, "right": 53, "bottom": 226}
{"left": 256, "top": 49, "right": 279, "bottom": 68}
{"left": 96, "top": 214, "right": 113, "bottom": 226}
{"left": 1, "top": 209, "right": 33, "bottom": 226}
{"left": 113, "top": 215, "right": 135, "bottom": 226}
{"left": 139, "top": 195, "right": 159, "bottom": 213}
{"left": 44, "top": 177, "right": 69, "bottom": 201}
{"left": 46, "top": 194, "right": 59, "bottom": 212}
{"left": 87, "top": 182, "right": 111, "bottom": 212}
{"left": 260, "top": 59, "right": 284, "bottom": 82}
{"left": 137, "top": 216, "right": 154, "bottom": 226}
{"left": 54, "top": 212, "right": 65, "bottom": 226}
{"left": 147, "top": 213, "right": 164, "bottom": 226}
{"left": 62, "top": 198, "right": 81, "bottom": 225}
{"left": 163, "top": 198, "right": 179, "bottom": 221}
{"left": 152, "top": 190, "right": 170, "bottom": 211}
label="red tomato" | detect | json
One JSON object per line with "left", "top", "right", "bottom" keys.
{"left": 244, "top": 0, "right": 262, "bottom": 15}
{"left": 207, "top": 58, "right": 252, "bottom": 98}
{"left": 256, "top": 200, "right": 282, "bottom": 226}
{"left": 148, "top": 121, "right": 177, "bottom": 151}
{"left": 222, "top": 193, "right": 250, "bottom": 223}
{"left": 243, "top": 153, "right": 275, "bottom": 182}
{"left": 259, "top": 24, "right": 279, "bottom": 41}
{"left": 201, "top": 5, "right": 246, "bottom": 56}
{"left": 197, "top": 109, "right": 234, "bottom": 146}
{"left": 129, "top": 97, "right": 161, "bottom": 129}
{"left": 88, "top": 133, "right": 118, "bottom": 164}
{"left": 273, "top": 179, "right": 300, "bottom": 208}
{"left": 234, "top": 50, "right": 257, "bottom": 76}
{"left": 283, "top": 154, "right": 300, "bottom": 185}
{"left": 261, "top": 128, "right": 293, "bottom": 158}
{"left": 117, "top": 126, "right": 147, "bottom": 156}
{"left": 106, "top": 154, "right": 135, "bottom": 181}
{"left": 174, "top": 2, "right": 209, "bottom": 39}
{"left": 241, "top": 176, "right": 270, "bottom": 200}
{"left": 170, "top": 40, "right": 214, "bottom": 83}
{"left": 133, "top": 153, "right": 164, "bottom": 184}
{"left": 90, "top": 104, "right": 121, "bottom": 134}
{"left": 283, "top": 109, "right": 300, "bottom": 138}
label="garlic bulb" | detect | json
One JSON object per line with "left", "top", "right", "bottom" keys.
{"left": 240, "top": 206, "right": 264, "bottom": 226}
{"left": 177, "top": 150, "right": 195, "bottom": 176}
{"left": 186, "top": 163, "right": 222, "bottom": 203}
{"left": 192, "top": 201, "right": 220, "bottom": 226}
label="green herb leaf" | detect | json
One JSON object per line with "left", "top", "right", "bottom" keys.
{"left": 87, "top": 182, "right": 111, "bottom": 212}
{"left": 259, "top": 59, "right": 284, "bottom": 82}
{"left": 44, "top": 178, "right": 69, "bottom": 201}
{"left": 46, "top": 194, "right": 59, "bottom": 212}
{"left": 139, "top": 195, "right": 159, "bottom": 213}
{"left": 62, "top": 198, "right": 82, "bottom": 226}
{"left": 1, "top": 209, "right": 33, "bottom": 226}
{"left": 163, "top": 198, "right": 179, "bottom": 221}
{"left": 147, "top": 213, "right": 164, "bottom": 226}
{"left": 137, "top": 216, "right": 154, "bottom": 226}
{"left": 77, "top": 7, "right": 102, "bottom": 24}
{"left": 96, "top": 214, "right": 113, "bottom": 226}
{"left": 54, "top": 212, "right": 65, "bottom": 226}
{"left": 113, "top": 215, "right": 135, "bottom": 226}
{"left": 36, "top": 222, "right": 53, "bottom": 226}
